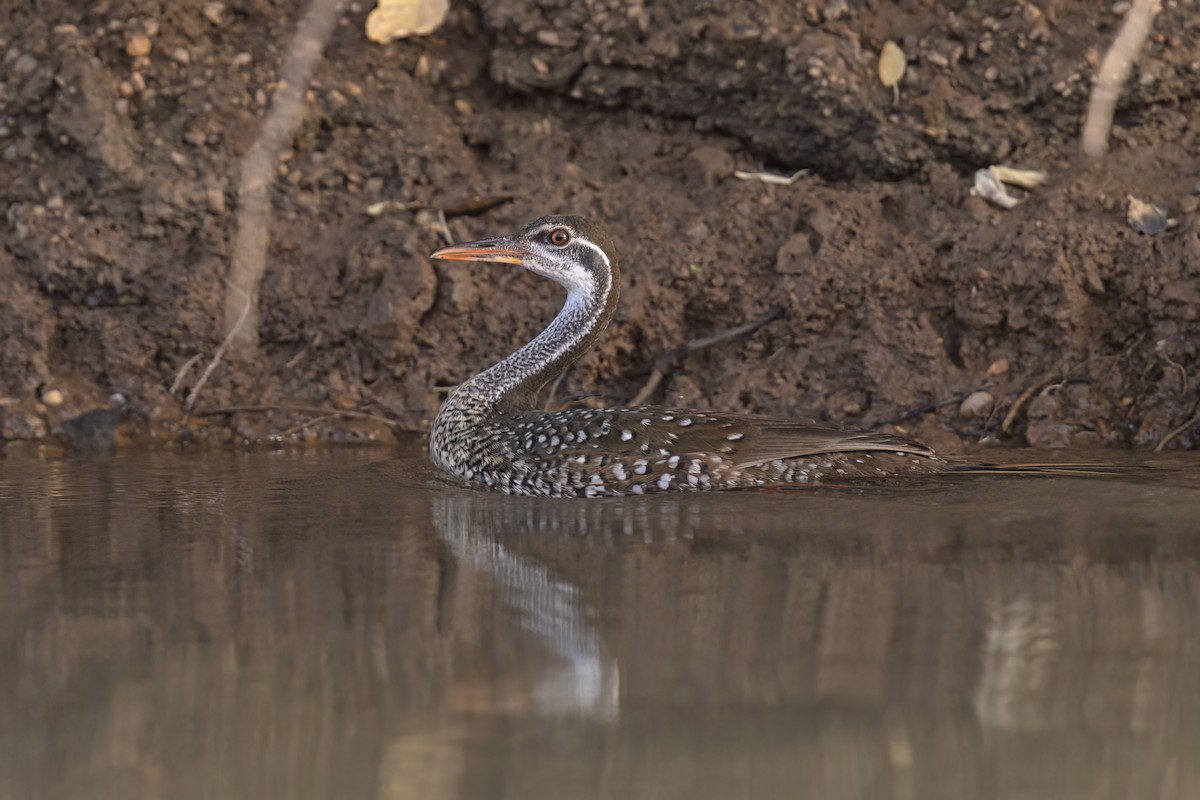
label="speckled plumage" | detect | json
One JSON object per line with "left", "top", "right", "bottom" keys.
{"left": 429, "top": 215, "right": 945, "bottom": 497}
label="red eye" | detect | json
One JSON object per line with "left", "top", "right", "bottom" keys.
{"left": 549, "top": 228, "right": 571, "bottom": 246}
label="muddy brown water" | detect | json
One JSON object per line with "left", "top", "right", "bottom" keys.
{"left": 1, "top": 444, "right": 1197, "bottom": 799}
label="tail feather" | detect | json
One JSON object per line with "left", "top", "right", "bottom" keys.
{"left": 948, "top": 463, "right": 1149, "bottom": 478}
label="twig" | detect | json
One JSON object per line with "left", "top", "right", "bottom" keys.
{"left": 186, "top": 280, "right": 251, "bottom": 412}
{"left": 1155, "top": 340, "right": 1189, "bottom": 395}
{"left": 1000, "top": 378, "right": 1059, "bottom": 434}
{"left": 191, "top": 403, "right": 399, "bottom": 427}
{"left": 630, "top": 308, "right": 784, "bottom": 406}
{"left": 733, "top": 169, "right": 810, "bottom": 186}
{"left": 169, "top": 353, "right": 202, "bottom": 395}
{"left": 544, "top": 366, "right": 571, "bottom": 411}
{"left": 874, "top": 384, "right": 991, "bottom": 427}
{"left": 1082, "top": 0, "right": 1161, "bottom": 158}
{"left": 1155, "top": 407, "right": 1200, "bottom": 452}
{"left": 436, "top": 208, "right": 454, "bottom": 244}
{"left": 999, "top": 377, "right": 1092, "bottom": 434}
{"left": 280, "top": 413, "right": 339, "bottom": 436}
{"left": 223, "top": 0, "right": 349, "bottom": 357}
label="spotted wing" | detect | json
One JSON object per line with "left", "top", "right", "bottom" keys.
{"left": 502, "top": 407, "right": 932, "bottom": 465}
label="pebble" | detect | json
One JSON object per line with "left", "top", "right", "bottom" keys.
{"left": 40, "top": 388, "right": 64, "bottom": 407}
{"left": 170, "top": 47, "right": 190, "bottom": 64}
{"left": 986, "top": 357, "right": 1010, "bottom": 378}
{"left": 959, "top": 391, "right": 995, "bottom": 419}
{"left": 14, "top": 53, "right": 38, "bottom": 74}
{"left": 203, "top": 2, "right": 227, "bottom": 26}
{"left": 207, "top": 187, "right": 227, "bottom": 214}
{"left": 125, "top": 34, "right": 152, "bottom": 58}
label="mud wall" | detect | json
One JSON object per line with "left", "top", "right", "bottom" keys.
{"left": 1, "top": 0, "right": 1198, "bottom": 450}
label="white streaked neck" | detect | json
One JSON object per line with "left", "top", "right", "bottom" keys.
{"left": 449, "top": 281, "right": 609, "bottom": 412}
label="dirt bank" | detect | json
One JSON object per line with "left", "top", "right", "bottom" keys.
{"left": 2, "top": 0, "right": 1198, "bottom": 453}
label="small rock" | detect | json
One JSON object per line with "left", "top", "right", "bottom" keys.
{"left": 40, "top": 388, "right": 65, "bottom": 407}
{"left": 453, "top": 98, "right": 473, "bottom": 116}
{"left": 232, "top": 52, "right": 253, "bottom": 67}
{"left": 958, "top": 390, "right": 995, "bottom": 419}
{"left": 413, "top": 54, "right": 431, "bottom": 79}
{"left": 169, "top": 151, "right": 188, "bottom": 167}
{"left": 46, "top": 195, "right": 64, "bottom": 211}
{"left": 986, "top": 357, "right": 1010, "bottom": 378}
{"left": 170, "top": 47, "right": 190, "bottom": 64}
{"left": 206, "top": 186, "right": 227, "bottom": 214}
{"left": 125, "top": 34, "right": 152, "bottom": 58}
{"left": 823, "top": 0, "right": 850, "bottom": 20}
{"left": 774, "top": 232, "right": 814, "bottom": 275}
{"left": 203, "top": 2, "right": 227, "bottom": 26}
{"left": 14, "top": 53, "right": 38, "bottom": 74}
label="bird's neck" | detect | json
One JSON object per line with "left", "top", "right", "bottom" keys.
{"left": 447, "top": 276, "right": 617, "bottom": 414}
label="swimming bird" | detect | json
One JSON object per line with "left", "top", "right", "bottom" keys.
{"left": 428, "top": 215, "right": 944, "bottom": 497}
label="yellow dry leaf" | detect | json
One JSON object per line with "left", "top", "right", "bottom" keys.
{"left": 878, "top": 41, "right": 906, "bottom": 104}
{"left": 366, "top": 0, "right": 449, "bottom": 43}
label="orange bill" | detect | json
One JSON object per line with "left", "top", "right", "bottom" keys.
{"left": 430, "top": 238, "right": 530, "bottom": 265}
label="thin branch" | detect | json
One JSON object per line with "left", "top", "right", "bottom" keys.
{"left": 186, "top": 280, "right": 251, "bottom": 412}
{"left": 630, "top": 308, "right": 784, "bottom": 406}
{"left": 1082, "top": 0, "right": 1161, "bottom": 158}
{"left": 191, "top": 403, "right": 399, "bottom": 427}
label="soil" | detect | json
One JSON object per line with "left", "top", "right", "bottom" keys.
{"left": 2, "top": 0, "right": 1199, "bottom": 453}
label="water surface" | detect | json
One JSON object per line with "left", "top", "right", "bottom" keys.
{"left": 1, "top": 444, "right": 1197, "bottom": 799}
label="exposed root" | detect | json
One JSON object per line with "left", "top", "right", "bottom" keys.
{"left": 169, "top": 354, "right": 202, "bottom": 396}
{"left": 1154, "top": 406, "right": 1200, "bottom": 452}
{"left": 1082, "top": 0, "right": 1161, "bottom": 158}
{"left": 223, "top": 0, "right": 349, "bottom": 357}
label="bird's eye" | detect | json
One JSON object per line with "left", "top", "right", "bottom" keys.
{"left": 548, "top": 228, "right": 571, "bottom": 247}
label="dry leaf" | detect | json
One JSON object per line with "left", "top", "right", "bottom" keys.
{"left": 366, "top": 0, "right": 449, "bottom": 43}
{"left": 1126, "top": 196, "right": 1171, "bottom": 235}
{"left": 971, "top": 168, "right": 1020, "bottom": 209}
{"left": 878, "top": 41, "right": 906, "bottom": 103}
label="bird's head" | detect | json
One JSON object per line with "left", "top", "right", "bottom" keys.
{"left": 431, "top": 215, "right": 619, "bottom": 299}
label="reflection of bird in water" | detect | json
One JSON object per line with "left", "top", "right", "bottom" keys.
{"left": 432, "top": 494, "right": 620, "bottom": 718}
{"left": 429, "top": 216, "right": 943, "bottom": 497}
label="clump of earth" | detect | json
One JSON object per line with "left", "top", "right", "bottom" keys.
{"left": 2, "top": 0, "right": 1198, "bottom": 454}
